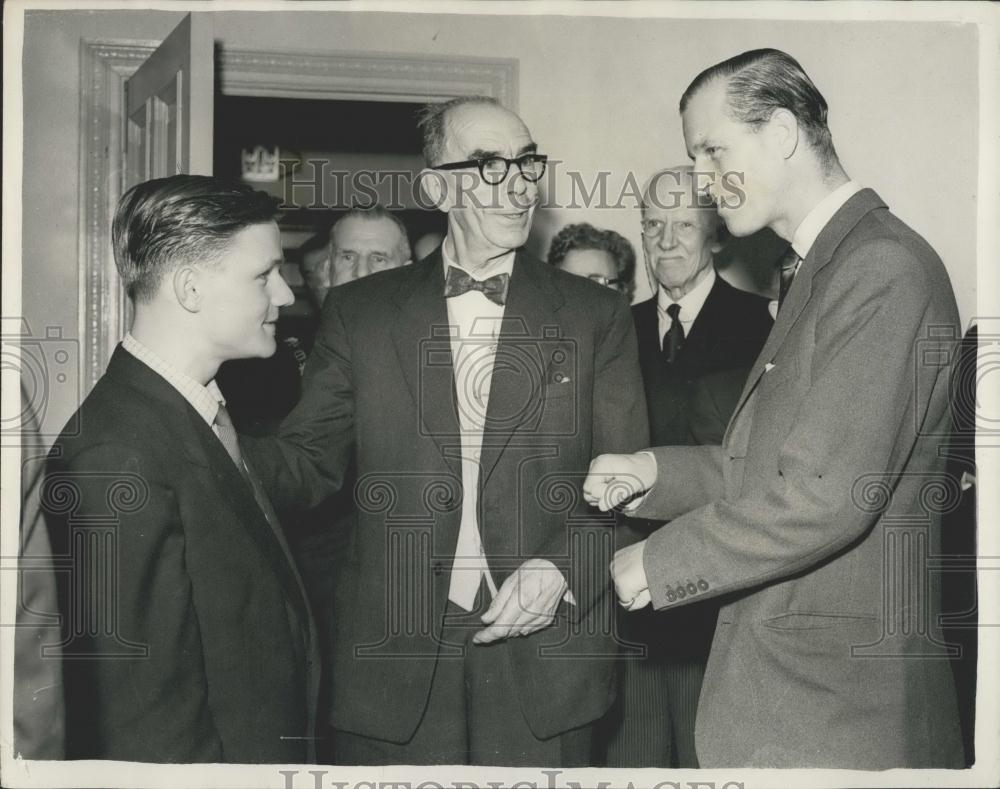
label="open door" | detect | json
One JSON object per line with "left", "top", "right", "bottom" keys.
{"left": 124, "top": 13, "right": 214, "bottom": 188}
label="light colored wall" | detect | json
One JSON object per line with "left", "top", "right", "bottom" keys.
{"left": 20, "top": 9, "right": 979, "bottom": 432}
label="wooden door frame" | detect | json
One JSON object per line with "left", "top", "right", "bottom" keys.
{"left": 79, "top": 39, "right": 518, "bottom": 389}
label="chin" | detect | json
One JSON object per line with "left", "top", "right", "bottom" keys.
{"left": 250, "top": 336, "right": 278, "bottom": 358}
{"left": 720, "top": 210, "right": 763, "bottom": 238}
{"left": 489, "top": 229, "right": 530, "bottom": 252}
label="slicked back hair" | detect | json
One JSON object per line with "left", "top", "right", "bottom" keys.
{"left": 416, "top": 95, "right": 501, "bottom": 167}
{"left": 330, "top": 204, "right": 412, "bottom": 263}
{"left": 113, "top": 174, "right": 280, "bottom": 303}
{"left": 680, "top": 48, "right": 838, "bottom": 167}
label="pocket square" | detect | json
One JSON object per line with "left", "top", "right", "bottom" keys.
{"left": 764, "top": 363, "right": 776, "bottom": 373}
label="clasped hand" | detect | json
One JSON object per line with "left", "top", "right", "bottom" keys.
{"left": 582, "top": 452, "right": 657, "bottom": 511}
{"left": 473, "top": 559, "right": 569, "bottom": 644}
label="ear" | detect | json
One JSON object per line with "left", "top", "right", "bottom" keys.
{"left": 172, "top": 265, "right": 202, "bottom": 313}
{"left": 418, "top": 168, "right": 452, "bottom": 213}
{"left": 769, "top": 108, "right": 800, "bottom": 160}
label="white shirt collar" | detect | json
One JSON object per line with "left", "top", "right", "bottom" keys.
{"left": 121, "top": 333, "right": 224, "bottom": 426}
{"left": 790, "top": 180, "right": 862, "bottom": 259}
{"left": 656, "top": 266, "right": 716, "bottom": 327}
{"left": 441, "top": 237, "right": 516, "bottom": 279}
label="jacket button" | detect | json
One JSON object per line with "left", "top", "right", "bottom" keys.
{"left": 665, "top": 588, "right": 676, "bottom": 602}
{"left": 432, "top": 561, "right": 445, "bottom": 576}
{"left": 686, "top": 581, "right": 698, "bottom": 595}
{"left": 697, "top": 578, "right": 709, "bottom": 591}
{"left": 675, "top": 585, "right": 687, "bottom": 599}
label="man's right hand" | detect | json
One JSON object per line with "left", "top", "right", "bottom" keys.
{"left": 583, "top": 452, "right": 658, "bottom": 511}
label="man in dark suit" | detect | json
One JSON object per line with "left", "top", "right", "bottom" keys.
{"left": 44, "top": 175, "right": 319, "bottom": 763}
{"left": 248, "top": 95, "right": 648, "bottom": 766}
{"left": 586, "top": 49, "right": 964, "bottom": 768}
{"left": 603, "top": 166, "right": 772, "bottom": 768}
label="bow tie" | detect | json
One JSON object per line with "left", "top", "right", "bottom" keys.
{"left": 443, "top": 266, "right": 510, "bottom": 306}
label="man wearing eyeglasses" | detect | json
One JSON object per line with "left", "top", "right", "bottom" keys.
{"left": 601, "top": 165, "right": 772, "bottom": 768}
{"left": 247, "top": 96, "right": 648, "bottom": 766}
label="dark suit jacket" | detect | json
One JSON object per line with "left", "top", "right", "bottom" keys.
{"left": 632, "top": 189, "right": 964, "bottom": 767}
{"left": 46, "top": 347, "right": 320, "bottom": 763}
{"left": 249, "top": 249, "right": 649, "bottom": 743}
{"left": 626, "top": 277, "right": 772, "bottom": 659}
{"left": 632, "top": 275, "right": 773, "bottom": 448}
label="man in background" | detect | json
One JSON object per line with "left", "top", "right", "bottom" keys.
{"left": 220, "top": 204, "right": 411, "bottom": 430}
{"left": 302, "top": 205, "right": 413, "bottom": 308}
{"left": 586, "top": 49, "right": 963, "bottom": 768}
{"left": 602, "top": 165, "right": 772, "bottom": 767}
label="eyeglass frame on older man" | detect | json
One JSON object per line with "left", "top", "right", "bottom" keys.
{"left": 432, "top": 152, "right": 548, "bottom": 186}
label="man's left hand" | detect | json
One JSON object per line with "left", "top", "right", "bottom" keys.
{"left": 611, "top": 540, "right": 652, "bottom": 611}
{"left": 473, "top": 559, "right": 568, "bottom": 644}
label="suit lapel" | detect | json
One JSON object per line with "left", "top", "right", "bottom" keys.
{"left": 389, "top": 253, "right": 463, "bottom": 478}
{"left": 726, "top": 189, "right": 888, "bottom": 435}
{"left": 633, "top": 298, "right": 659, "bottom": 364}
{"left": 189, "top": 412, "right": 312, "bottom": 627}
{"left": 105, "top": 346, "right": 311, "bottom": 628}
{"left": 681, "top": 276, "right": 728, "bottom": 362}
{"left": 480, "top": 251, "right": 565, "bottom": 486}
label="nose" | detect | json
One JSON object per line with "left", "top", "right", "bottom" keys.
{"left": 271, "top": 270, "right": 295, "bottom": 308}
{"left": 657, "top": 223, "right": 677, "bottom": 250}
{"left": 507, "top": 168, "right": 538, "bottom": 209}
{"left": 356, "top": 257, "right": 373, "bottom": 280}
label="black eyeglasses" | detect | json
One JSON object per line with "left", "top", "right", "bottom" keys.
{"left": 432, "top": 153, "right": 548, "bottom": 185}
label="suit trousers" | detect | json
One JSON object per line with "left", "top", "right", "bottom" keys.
{"left": 596, "top": 603, "right": 708, "bottom": 768}
{"left": 332, "top": 585, "right": 592, "bottom": 766}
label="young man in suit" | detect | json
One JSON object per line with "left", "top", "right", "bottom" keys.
{"left": 45, "top": 175, "right": 319, "bottom": 763}
{"left": 603, "top": 166, "right": 772, "bottom": 768}
{"left": 586, "top": 49, "right": 964, "bottom": 768}
{"left": 247, "top": 96, "right": 648, "bottom": 766}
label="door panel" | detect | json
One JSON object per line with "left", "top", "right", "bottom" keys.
{"left": 124, "top": 13, "right": 213, "bottom": 188}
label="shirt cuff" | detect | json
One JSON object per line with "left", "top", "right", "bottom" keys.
{"left": 621, "top": 451, "right": 657, "bottom": 512}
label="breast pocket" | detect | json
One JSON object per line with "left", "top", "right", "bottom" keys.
{"left": 535, "top": 381, "right": 578, "bottom": 436}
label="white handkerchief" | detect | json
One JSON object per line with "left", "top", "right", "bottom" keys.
{"left": 764, "top": 362, "right": 776, "bottom": 373}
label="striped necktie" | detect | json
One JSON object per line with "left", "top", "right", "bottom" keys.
{"left": 214, "top": 403, "right": 282, "bottom": 531}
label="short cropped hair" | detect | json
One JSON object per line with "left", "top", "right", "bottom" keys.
{"left": 640, "top": 166, "right": 727, "bottom": 244}
{"left": 680, "top": 48, "right": 838, "bottom": 166}
{"left": 330, "top": 204, "right": 412, "bottom": 263}
{"left": 113, "top": 174, "right": 280, "bottom": 303}
{"left": 416, "top": 95, "right": 500, "bottom": 167}
{"left": 548, "top": 222, "right": 637, "bottom": 300}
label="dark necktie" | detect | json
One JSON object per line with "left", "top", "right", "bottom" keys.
{"left": 443, "top": 265, "right": 510, "bottom": 306}
{"left": 662, "top": 302, "right": 684, "bottom": 365}
{"left": 777, "top": 245, "right": 802, "bottom": 312}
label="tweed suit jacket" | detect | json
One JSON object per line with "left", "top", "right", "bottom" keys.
{"left": 46, "top": 347, "right": 320, "bottom": 763}
{"left": 248, "top": 249, "right": 649, "bottom": 743}
{"left": 630, "top": 189, "right": 964, "bottom": 768}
